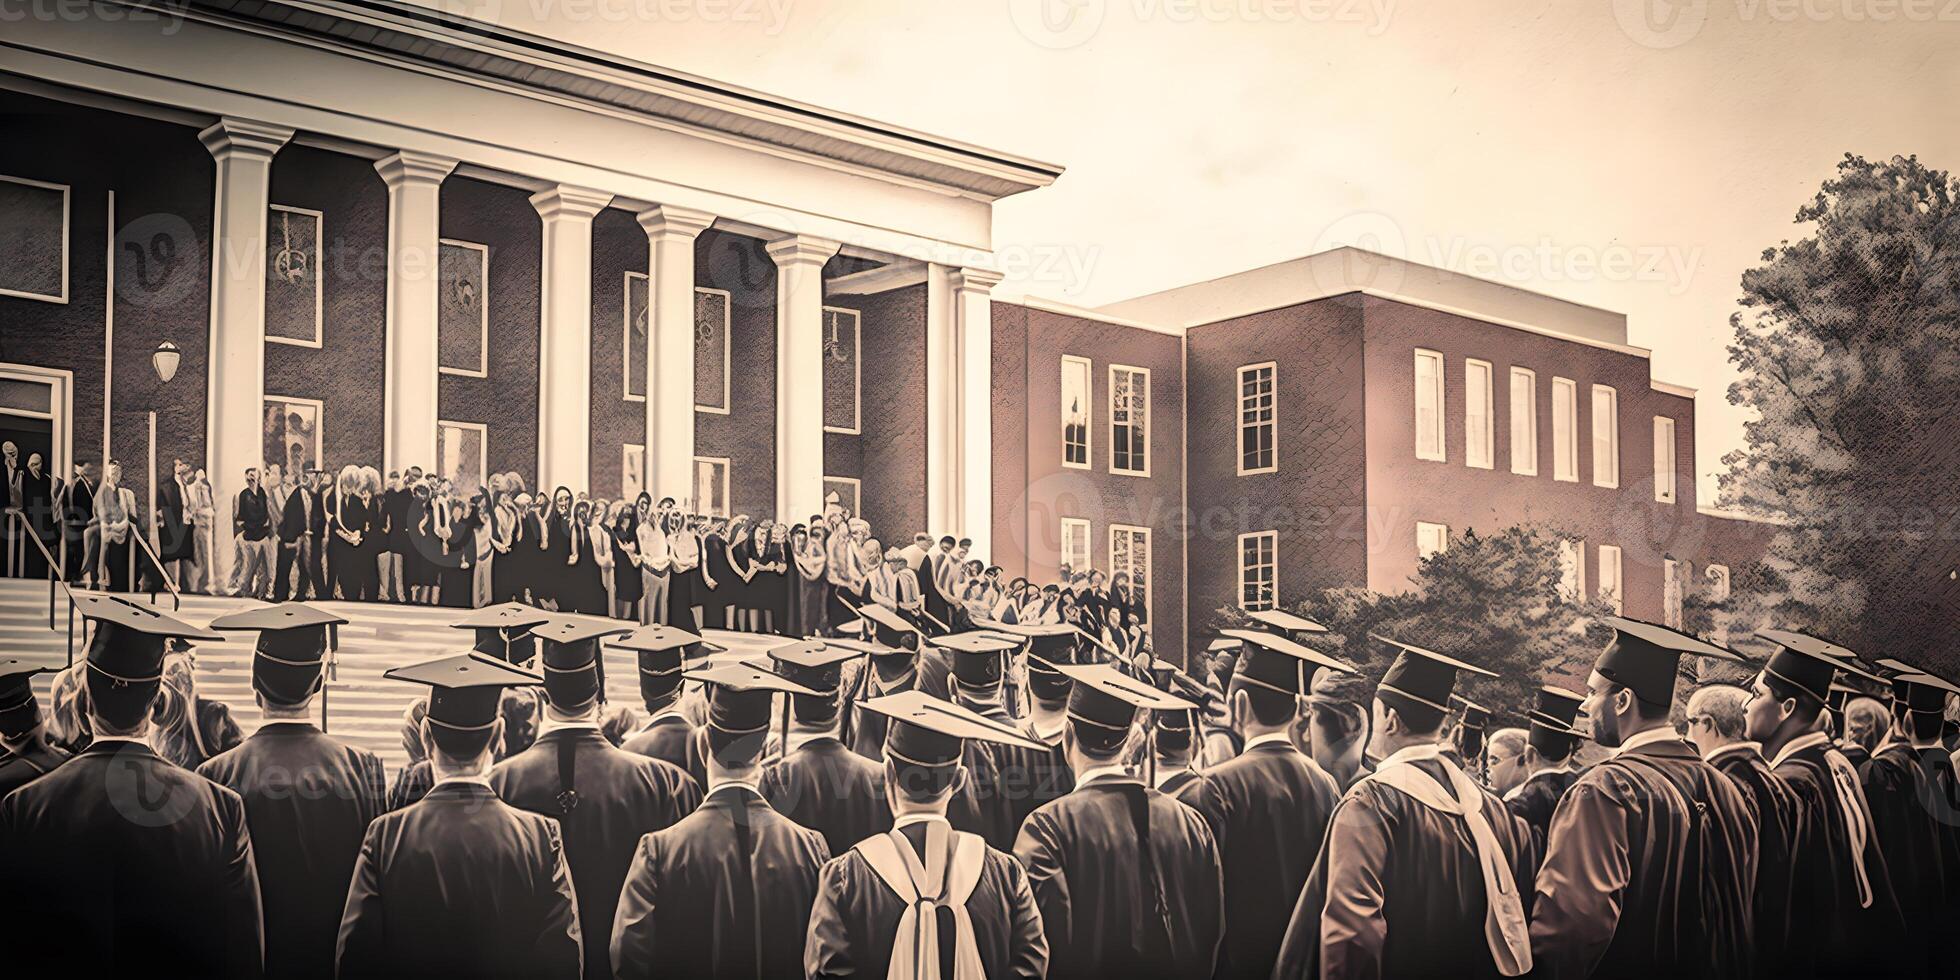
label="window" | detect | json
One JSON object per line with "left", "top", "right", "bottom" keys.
{"left": 263, "top": 396, "right": 324, "bottom": 474}
{"left": 1705, "top": 564, "right": 1731, "bottom": 602}
{"left": 1653, "top": 416, "right": 1677, "bottom": 503}
{"left": 1109, "top": 365, "right": 1150, "bottom": 476}
{"left": 823, "top": 476, "right": 861, "bottom": 517}
{"left": 265, "top": 204, "right": 322, "bottom": 347}
{"left": 1552, "top": 377, "right": 1578, "bottom": 481}
{"left": 1060, "top": 518, "right": 1091, "bottom": 575}
{"left": 1414, "top": 349, "right": 1445, "bottom": 461}
{"left": 437, "top": 239, "right": 489, "bottom": 377}
{"left": 1558, "top": 539, "right": 1586, "bottom": 602}
{"left": 1510, "top": 367, "right": 1537, "bottom": 475}
{"left": 1663, "top": 558, "right": 1686, "bottom": 628}
{"left": 1416, "top": 521, "right": 1449, "bottom": 560}
{"left": 822, "top": 306, "right": 861, "bottom": 434}
{"left": 694, "top": 287, "right": 732, "bottom": 414}
{"left": 1592, "top": 385, "right": 1619, "bottom": 488}
{"left": 1237, "top": 362, "right": 1276, "bottom": 474}
{"left": 435, "top": 420, "right": 487, "bottom": 493}
{"left": 623, "top": 272, "right": 648, "bottom": 401}
{"left": 692, "top": 456, "right": 730, "bottom": 518}
{"left": 1597, "top": 544, "right": 1623, "bottom": 614}
{"left": 1061, "top": 355, "right": 1092, "bottom": 469}
{"left": 1238, "top": 531, "right": 1277, "bottom": 610}
{"left": 1465, "top": 359, "right": 1493, "bottom": 469}
{"left": 0, "top": 173, "right": 69, "bottom": 303}
{"left": 1109, "top": 524, "right": 1151, "bottom": 633}
{"left": 622, "top": 444, "right": 645, "bottom": 501}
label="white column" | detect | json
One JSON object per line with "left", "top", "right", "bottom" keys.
{"left": 923, "top": 265, "right": 955, "bottom": 536}
{"left": 373, "top": 150, "right": 457, "bottom": 475}
{"left": 200, "top": 117, "right": 291, "bottom": 587}
{"left": 766, "top": 234, "right": 840, "bottom": 522}
{"left": 530, "top": 185, "right": 614, "bottom": 494}
{"left": 950, "top": 268, "right": 1003, "bottom": 560}
{"left": 636, "top": 205, "right": 714, "bottom": 503}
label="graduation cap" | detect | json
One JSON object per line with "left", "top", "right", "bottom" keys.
{"left": 385, "top": 652, "right": 542, "bottom": 732}
{"left": 766, "top": 640, "right": 863, "bottom": 723}
{"left": 1371, "top": 634, "right": 1495, "bottom": 714}
{"left": 858, "top": 690, "right": 1044, "bottom": 772}
{"left": 1593, "top": 617, "right": 1748, "bottom": 707}
{"left": 852, "top": 604, "right": 920, "bottom": 649}
{"left": 1754, "top": 628, "right": 1880, "bottom": 704}
{"left": 826, "top": 636, "right": 905, "bottom": 657}
{"left": 685, "top": 662, "right": 819, "bottom": 741}
{"left": 932, "top": 631, "right": 1020, "bottom": 692}
{"left": 1221, "top": 628, "right": 1354, "bottom": 697}
{"left": 614, "top": 625, "right": 707, "bottom": 707}
{"left": 1450, "top": 694, "right": 1493, "bottom": 731}
{"left": 530, "top": 614, "right": 634, "bottom": 708}
{"left": 1528, "top": 685, "right": 1587, "bottom": 756}
{"left": 0, "top": 655, "right": 62, "bottom": 738}
{"left": 450, "top": 603, "right": 551, "bottom": 665}
{"left": 76, "top": 593, "right": 220, "bottom": 720}
{"left": 1060, "top": 662, "right": 1198, "bottom": 748}
{"left": 209, "top": 602, "right": 348, "bottom": 706}
{"left": 1889, "top": 672, "right": 1960, "bottom": 715}
{"left": 1246, "top": 609, "right": 1328, "bottom": 636}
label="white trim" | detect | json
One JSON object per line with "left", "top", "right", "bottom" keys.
{"left": 1464, "top": 357, "right": 1494, "bottom": 470}
{"left": 822, "top": 474, "right": 861, "bottom": 515}
{"left": 0, "top": 365, "right": 74, "bottom": 481}
{"left": 1597, "top": 544, "right": 1624, "bottom": 614}
{"left": 692, "top": 454, "right": 731, "bottom": 517}
{"left": 1653, "top": 415, "right": 1677, "bottom": 504}
{"left": 1413, "top": 348, "right": 1446, "bottom": 463}
{"left": 1551, "top": 376, "right": 1578, "bottom": 482}
{"left": 1651, "top": 379, "right": 1697, "bottom": 398}
{"left": 1509, "top": 365, "right": 1538, "bottom": 476}
{"left": 1558, "top": 538, "right": 1586, "bottom": 602}
{"left": 1109, "top": 522, "right": 1152, "bottom": 637}
{"left": 1415, "top": 520, "right": 1449, "bottom": 560}
{"left": 263, "top": 394, "right": 326, "bottom": 469}
{"left": 693, "top": 286, "right": 732, "bottom": 415}
{"left": 0, "top": 173, "right": 70, "bottom": 304}
{"left": 264, "top": 203, "right": 324, "bottom": 348}
{"left": 1060, "top": 516, "right": 1091, "bottom": 575}
{"left": 1108, "top": 363, "right": 1151, "bottom": 478}
{"left": 821, "top": 305, "right": 862, "bottom": 435}
{"left": 1591, "top": 384, "right": 1620, "bottom": 489}
{"left": 436, "top": 238, "right": 490, "bottom": 378}
{"left": 1696, "top": 505, "right": 1791, "bottom": 527}
{"left": 621, "top": 442, "right": 645, "bottom": 500}
{"left": 1237, "top": 529, "right": 1278, "bottom": 611}
{"left": 102, "top": 189, "right": 113, "bottom": 467}
{"left": 1060, "top": 354, "right": 1093, "bottom": 471}
{"left": 622, "top": 270, "right": 648, "bottom": 403}
{"left": 1704, "top": 563, "right": 1732, "bottom": 602}
{"left": 1012, "top": 295, "right": 1182, "bottom": 336}
{"left": 1236, "top": 361, "right": 1277, "bottom": 476}
{"left": 827, "top": 261, "right": 927, "bottom": 296}
{"left": 435, "top": 418, "right": 489, "bottom": 490}
{"left": 1663, "top": 557, "right": 1685, "bottom": 628}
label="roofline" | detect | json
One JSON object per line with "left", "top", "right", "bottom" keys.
{"left": 1008, "top": 296, "right": 1184, "bottom": 336}
{"left": 1696, "top": 506, "right": 1792, "bottom": 527}
{"left": 1171, "top": 288, "right": 1654, "bottom": 359}
{"left": 1651, "top": 380, "right": 1697, "bottom": 398}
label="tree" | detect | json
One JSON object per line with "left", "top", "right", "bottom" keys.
{"left": 1719, "top": 153, "right": 1960, "bottom": 673}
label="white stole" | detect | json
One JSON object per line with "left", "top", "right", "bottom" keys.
{"left": 853, "top": 821, "right": 988, "bottom": 980}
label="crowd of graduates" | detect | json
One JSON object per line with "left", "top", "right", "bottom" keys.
{"left": 0, "top": 575, "right": 1956, "bottom": 979}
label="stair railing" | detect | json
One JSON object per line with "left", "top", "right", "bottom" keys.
{"left": 9, "top": 510, "right": 85, "bottom": 665}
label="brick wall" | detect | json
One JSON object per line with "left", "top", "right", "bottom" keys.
{"left": 694, "top": 228, "right": 777, "bottom": 518}
{"left": 438, "top": 175, "right": 540, "bottom": 488}
{"left": 828, "top": 282, "right": 927, "bottom": 538}
{"left": 588, "top": 206, "right": 643, "bottom": 499}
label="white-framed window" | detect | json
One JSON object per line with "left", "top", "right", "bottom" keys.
{"left": 1061, "top": 355, "right": 1092, "bottom": 469}
{"left": 0, "top": 173, "right": 69, "bottom": 303}
{"left": 263, "top": 395, "right": 324, "bottom": 473}
{"left": 692, "top": 456, "right": 730, "bottom": 517}
{"left": 1237, "top": 362, "right": 1277, "bottom": 475}
{"left": 265, "top": 204, "right": 323, "bottom": 348}
{"left": 435, "top": 419, "right": 488, "bottom": 493}
{"left": 1552, "top": 377, "right": 1578, "bottom": 482}
{"left": 695, "top": 287, "right": 732, "bottom": 414}
{"left": 1109, "top": 364, "right": 1150, "bottom": 476}
{"left": 622, "top": 443, "right": 645, "bottom": 502}
{"left": 1465, "top": 358, "right": 1494, "bottom": 469}
{"left": 437, "top": 239, "right": 489, "bottom": 377}
{"left": 1510, "top": 367, "right": 1537, "bottom": 475}
{"left": 1592, "top": 384, "right": 1620, "bottom": 488}
{"left": 1060, "top": 517, "right": 1091, "bottom": 575}
{"left": 1597, "top": 544, "right": 1623, "bottom": 614}
{"left": 1109, "top": 524, "right": 1151, "bottom": 635}
{"left": 822, "top": 306, "right": 861, "bottom": 434}
{"left": 1705, "top": 564, "right": 1731, "bottom": 602}
{"left": 1558, "top": 538, "right": 1586, "bottom": 602}
{"left": 623, "top": 272, "right": 648, "bottom": 402}
{"left": 1653, "top": 416, "right": 1677, "bottom": 503}
{"left": 1663, "top": 558, "right": 1687, "bottom": 628}
{"left": 1416, "top": 521, "right": 1449, "bottom": 560}
{"left": 823, "top": 476, "right": 861, "bottom": 517}
{"left": 1413, "top": 348, "right": 1446, "bottom": 461}
{"left": 1238, "top": 531, "right": 1278, "bottom": 610}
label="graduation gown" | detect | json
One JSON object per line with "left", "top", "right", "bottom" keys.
{"left": 1502, "top": 766, "right": 1580, "bottom": 844}
{"left": 386, "top": 759, "right": 434, "bottom": 811}
{"left": 1181, "top": 737, "right": 1340, "bottom": 980}
{"left": 197, "top": 723, "right": 387, "bottom": 980}
{"left": 491, "top": 727, "right": 704, "bottom": 980}
{"left": 0, "top": 740, "right": 263, "bottom": 979}
{"left": 1708, "top": 743, "right": 1805, "bottom": 979}
{"left": 0, "top": 738, "right": 68, "bottom": 798}
{"left": 1013, "top": 776, "right": 1224, "bottom": 979}
{"left": 1273, "top": 751, "right": 1539, "bottom": 980}
{"left": 1530, "top": 733, "right": 1758, "bottom": 980}
{"left": 759, "top": 734, "right": 893, "bottom": 856}
{"left": 620, "top": 711, "right": 696, "bottom": 775}
{"left": 1858, "top": 742, "right": 1945, "bottom": 978}
{"left": 336, "top": 778, "right": 582, "bottom": 980}
{"left": 610, "top": 784, "right": 831, "bottom": 980}
{"left": 805, "top": 817, "right": 1049, "bottom": 980}
{"left": 989, "top": 716, "right": 1076, "bottom": 844}
{"left": 1773, "top": 733, "right": 1908, "bottom": 979}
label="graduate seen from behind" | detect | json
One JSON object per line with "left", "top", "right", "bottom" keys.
{"left": 0, "top": 653, "right": 70, "bottom": 799}
{"left": 1862, "top": 660, "right": 1960, "bottom": 980}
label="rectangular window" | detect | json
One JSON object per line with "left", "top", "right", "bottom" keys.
{"left": 1663, "top": 558, "right": 1686, "bottom": 628}
{"left": 1653, "top": 416, "right": 1677, "bottom": 503}
{"left": 1416, "top": 521, "right": 1449, "bottom": 560}
{"left": 823, "top": 476, "right": 861, "bottom": 517}
{"left": 1598, "top": 544, "right": 1623, "bottom": 614}
{"left": 822, "top": 306, "right": 861, "bottom": 434}
{"left": 1237, "top": 362, "right": 1277, "bottom": 474}
{"left": 0, "top": 173, "right": 69, "bottom": 303}
{"left": 1061, "top": 355, "right": 1092, "bottom": 469}
{"left": 1465, "top": 358, "right": 1494, "bottom": 469}
{"left": 265, "top": 204, "right": 323, "bottom": 347}
{"left": 692, "top": 456, "right": 730, "bottom": 518}
{"left": 1705, "top": 564, "right": 1731, "bottom": 602}
{"left": 1552, "top": 377, "right": 1578, "bottom": 481}
{"left": 435, "top": 420, "right": 487, "bottom": 493}
{"left": 1558, "top": 538, "right": 1586, "bottom": 602}
{"left": 1060, "top": 517, "right": 1091, "bottom": 575}
{"left": 1414, "top": 349, "right": 1446, "bottom": 461}
{"left": 1109, "top": 365, "right": 1150, "bottom": 476}
{"left": 623, "top": 272, "right": 648, "bottom": 401}
{"left": 1592, "top": 384, "right": 1620, "bottom": 488}
{"left": 263, "top": 396, "right": 324, "bottom": 474}
{"left": 1510, "top": 367, "right": 1537, "bottom": 475}
{"left": 695, "top": 287, "right": 732, "bottom": 414}
{"left": 1109, "top": 524, "right": 1151, "bottom": 636}
{"left": 622, "top": 444, "right": 645, "bottom": 502}
{"left": 437, "top": 239, "right": 489, "bottom": 377}
{"left": 1238, "top": 531, "right": 1278, "bottom": 611}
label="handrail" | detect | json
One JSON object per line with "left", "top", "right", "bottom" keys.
{"left": 127, "top": 518, "right": 182, "bottom": 611}
{"left": 9, "top": 510, "right": 84, "bottom": 665}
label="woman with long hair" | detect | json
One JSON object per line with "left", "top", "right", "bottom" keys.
{"left": 792, "top": 523, "right": 826, "bottom": 638}
{"left": 700, "top": 516, "right": 734, "bottom": 630}
{"left": 539, "top": 486, "right": 574, "bottom": 611}
{"left": 406, "top": 480, "right": 439, "bottom": 604}
{"left": 357, "top": 466, "right": 386, "bottom": 601}
{"left": 610, "top": 499, "right": 644, "bottom": 620}
{"left": 724, "top": 516, "right": 757, "bottom": 631}
{"left": 634, "top": 493, "right": 668, "bottom": 625}
{"left": 437, "top": 495, "right": 480, "bottom": 608}
{"left": 959, "top": 559, "right": 991, "bottom": 624}
{"left": 329, "top": 465, "right": 368, "bottom": 601}
{"left": 489, "top": 489, "right": 519, "bottom": 604}
{"left": 563, "top": 498, "right": 607, "bottom": 616}
{"left": 762, "top": 521, "right": 793, "bottom": 635}
{"left": 666, "top": 512, "right": 702, "bottom": 629}
{"left": 151, "top": 646, "right": 242, "bottom": 770}
{"left": 471, "top": 487, "right": 496, "bottom": 607}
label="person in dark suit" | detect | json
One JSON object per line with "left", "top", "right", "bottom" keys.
{"left": 272, "top": 468, "right": 315, "bottom": 602}
{"left": 59, "top": 461, "right": 98, "bottom": 587}
{"left": 1501, "top": 685, "right": 1587, "bottom": 845}
{"left": 0, "top": 654, "right": 70, "bottom": 798}
{"left": 610, "top": 663, "right": 833, "bottom": 979}
{"left": 758, "top": 641, "right": 891, "bottom": 856}
{"left": 197, "top": 603, "right": 385, "bottom": 980}
{"left": 0, "top": 596, "right": 262, "bottom": 978}
{"left": 1014, "top": 664, "right": 1224, "bottom": 980}
{"left": 1862, "top": 664, "right": 1960, "bottom": 978}
{"left": 490, "top": 615, "right": 702, "bottom": 980}
{"left": 13, "top": 452, "right": 57, "bottom": 581}
{"left": 301, "top": 467, "right": 329, "bottom": 600}
{"left": 616, "top": 625, "right": 703, "bottom": 774}
{"left": 337, "top": 652, "right": 581, "bottom": 979}
{"left": 1687, "top": 682, "right": 1806, "bottom": 979}
{"left": 155, "top": 458, "right": 197, "bottom": 588}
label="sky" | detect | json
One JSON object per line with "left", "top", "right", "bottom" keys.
{"left": 410, "top": 0, "right": 1959, "bottom": 505}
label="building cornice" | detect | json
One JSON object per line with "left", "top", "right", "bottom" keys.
{"left": 1650, "top": 379, "right": 1698, "bottom": 398}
